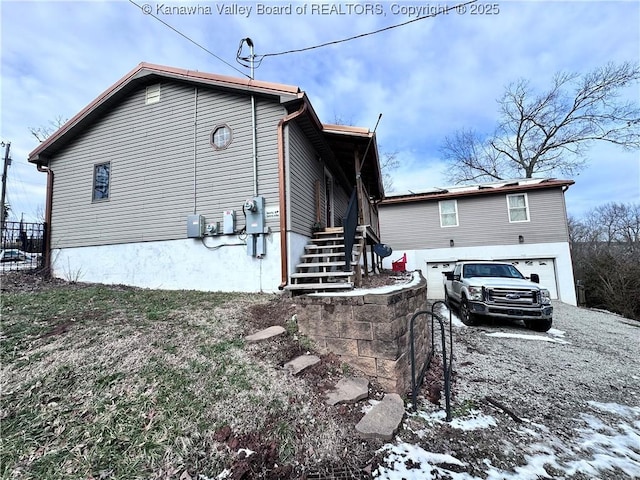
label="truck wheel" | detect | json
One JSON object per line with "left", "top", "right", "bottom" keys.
{"left": 460, "top": 298, "right": 479, "bottom": 326}
{"left": 525, "top": 318, "right": 553, "bottom": 332}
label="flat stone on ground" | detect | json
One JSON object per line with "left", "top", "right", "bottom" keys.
{"left": 325, "top": 377, "right": 369, "bottom": 406}
{"left": 244, "top": 326, "right": 286, "bottom": 343}
{"left": 355, "top": 393, "right": 405, "bottom": 440}
{"left": 284, "top": 355, "right": 321, "bottom": 375}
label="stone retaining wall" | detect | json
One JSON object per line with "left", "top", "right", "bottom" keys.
{"left": 294, "top": 272, "right": 430, "bottom": 394}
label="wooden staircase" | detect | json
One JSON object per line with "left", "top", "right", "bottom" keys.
{"left": 285, "top": 227, "right": 365, "bottom": 294}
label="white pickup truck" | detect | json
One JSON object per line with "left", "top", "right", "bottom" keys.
{"left": 443, "top": 261, "right": 553, "bottom": 332}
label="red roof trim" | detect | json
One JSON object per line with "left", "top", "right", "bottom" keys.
{"left": 381, "top": 179, "right": 575, "bottom": 205}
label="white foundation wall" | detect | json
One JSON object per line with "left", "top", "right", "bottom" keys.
{"left": 382, "top": 242, "right": 577, "bottom": 305}
{"left": 288, "top": 231, "right": 311, "bottom": 280}
{"left": 51, "top": 233, "right": 283, "bottom": 292}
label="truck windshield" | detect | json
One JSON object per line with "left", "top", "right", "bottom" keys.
{"left": 463, "top": 264, "right": 524, "bottom": 279}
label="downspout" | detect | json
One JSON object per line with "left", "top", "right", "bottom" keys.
{"left": 193, "top": 87, "right": 198, "bottom": 213}
{"left": 245, "top": 38, "right": 259, "bottom": 197}
{"left": 251, "top": 94, "right": 258, "bottom": 196}
{"left": 277, "top": 102, "right": 308, "bottom": 289}
{"left": 36, "top": 163, "right": 53, "bottom": 276}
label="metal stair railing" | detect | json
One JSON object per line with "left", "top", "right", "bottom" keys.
{"left": 409, "top": 301, "right": 454, "bottom": 421}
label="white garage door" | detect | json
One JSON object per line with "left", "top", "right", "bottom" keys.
{"left": 425, "top": 262, "right": 454, "bottom": 300}
{"left": 504, "top": 259, "right": 558, "bottom": 299}
{"left": 424, "top": 259, "right": 559, "bottom": 300}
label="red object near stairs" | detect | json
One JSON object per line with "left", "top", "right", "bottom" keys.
{"left": 392, "top": 253, "right": 407, "bottom": 272}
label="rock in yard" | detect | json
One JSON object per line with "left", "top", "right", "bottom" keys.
{"left": 355, "top": 393, "right": 405, "bottom": 440}
{"left": 284, "top": 355, "right": 321, "bottom": 375}
{"left": 325, "top": 377, "right": 369, "bottom": 406}
{"left": 244, "top": 326, "right": 286, "bottom": 343}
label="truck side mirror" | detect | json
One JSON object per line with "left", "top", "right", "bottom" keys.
{"left": 443, "top": 271, "right": 453, "bottom": 281}
{"left": 454, "top": 274, "right": 461, "bottom": 281}
{"left": 530, "top": 273, "right": 540, "bottom": 283}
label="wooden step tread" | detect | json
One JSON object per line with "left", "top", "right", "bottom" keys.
{"left": 311, "top": 236, "right": 363, "bottom": 243}
{"left": 285, "top": 282, "right": 354, "bottom": 291}
{"left": 317, "top": 227, "right": 344, "bottom": 235}
{"left": 291, "top": 271, "right": 353, "bottom": 279}
{"left": 301, "top": 252, "right": 350, "bottom": 258}
{"left": 305, "top": 245, "right": 345, "bottom": 251}
{"left": 296, "top": 261, "right": 346, "bottom": 268}
{"left": 312, "top": 236, "right": 345, "bottom": 242}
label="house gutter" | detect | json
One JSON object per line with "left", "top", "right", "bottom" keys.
{"left": 36, "top": 163, "right": 53, "bottom": 276}
{"left": 277, "top": 101, "right": 308, "bottom": 289}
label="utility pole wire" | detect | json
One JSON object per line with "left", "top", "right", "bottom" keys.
{"left": 258, "top": 0, "right": 478, "bottom": 60}
{"left": 127, "top": 0, "right": 250, "bottom": 78}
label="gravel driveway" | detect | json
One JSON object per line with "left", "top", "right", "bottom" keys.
{"left": 374, "top": 301, "right": 640, "bottom": 479}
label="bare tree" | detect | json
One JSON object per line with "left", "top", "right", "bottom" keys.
{"left": 442, "top": 62, "right": 640, "bottom": 183}
{"left": 332, "top": 114, "right": 399, "bottom": 193}
{"left": 29, "top": 115, "right": 68, "bottom": 143}
{"left": 380, "top": 150, "right": 399, "bottom": 193}
{"left": 570, "top": 202, "right": 640, "bottom": 321}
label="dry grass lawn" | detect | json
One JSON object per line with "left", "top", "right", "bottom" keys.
{"left": 0, "top": 273, "right": 375, "bottom": 479}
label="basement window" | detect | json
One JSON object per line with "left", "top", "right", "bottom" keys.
{"left": 439, "top": 199, "right": 458, "bottom": 227}
{"left": 93, "top": 162, "right": 110, "bottom": 201}
{"left": 145, "top": 84, "right": 161, "bottom": 105}
{"left": 507, "top": 193, "right": 529, "bottom": 222}
{"left": 211, "top": 124, "right": 233, "bottom": 150}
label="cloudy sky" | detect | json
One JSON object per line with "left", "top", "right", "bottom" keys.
{"left": 1, "top": 0, "right": 638, "bottom": 222}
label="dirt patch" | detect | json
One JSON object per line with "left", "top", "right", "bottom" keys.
{"left": 359, "top": 269, "right": 412, "bottom": 289}
{"left": 0, "top": 270, "right": 67, "bottom": 293}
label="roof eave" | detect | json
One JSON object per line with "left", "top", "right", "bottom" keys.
{"left": 381, "top": 179, "right": 575, "bottom": 205}
{"left": 28, "top": 62, "right": 303, "bottom": 163}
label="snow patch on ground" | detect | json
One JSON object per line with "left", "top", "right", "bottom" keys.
{"left": 546, "top": 328, "right": 566, "bottom": 338}
{"left": 485, "top": 332, "right": 571, "bottom": 344}
{"left": 434, "top": 303, "right": 466, "bottom": 328}
{"left": 411, "top": 409, "right": 497, "bottom": 433}
{"left": 376, "top": 402, "right": 640, "bottom": 479}
{"left": 374, "top": 442, "right": 477, "bottom": 480}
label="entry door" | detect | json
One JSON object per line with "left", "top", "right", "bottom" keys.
{"left": 324, "top": 169, "right": 334, "bottom": 228}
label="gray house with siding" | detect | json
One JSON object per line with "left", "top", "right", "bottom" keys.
{"left": 28, "top": 63, "right": 384, "bottom": 293}
{"left": 379, "top": 178, "right": 578, "bottom": 305}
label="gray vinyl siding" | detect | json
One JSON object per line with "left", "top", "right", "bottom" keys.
{"left": 333, "top": 185, "right": 350, "bottom": 226}
{"left": 49, "top": 81, "right": 284, "bottom": 248}
{"left": 194, "top": 90, "right": 283, "bottom": 231}
{"left": 287, "top": 122, "right": 353, "bottom": 235}
{"left": 379, "top": 188, "right": 570, "bottom": 250}
{"left": 288, "top": 122, "right": 324, "bottom": 236}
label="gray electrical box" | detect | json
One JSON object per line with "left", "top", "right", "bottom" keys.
{"left": 187, "top": 214, "right": 205, "bottom": 238}
{"left": 223, "top": 210, "right": 235, "bottom": 234}
{"left": 245, "top": 196, "right": 265, "bottom": 234}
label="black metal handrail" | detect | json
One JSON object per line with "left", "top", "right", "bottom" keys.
{"left": 342, "top": 187, "right": 358, "bottom": 272}
{"left": 409, "top": 301, "right": 453, "bottom": 421}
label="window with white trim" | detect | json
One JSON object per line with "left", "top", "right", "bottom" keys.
{"left": 439, "top": 199, "right": 458, "bottom": 227}
{"left": 93, "top": 162, "right": 110, "bottom": 201}
{"left": 145, "top": 84, "right": 161, "bottom": 105}
{"left": 507, "top": 193, "right": 529, "bottom": 222}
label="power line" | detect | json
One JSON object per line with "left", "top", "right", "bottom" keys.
{"left": 127, "top": 0, "right": 250, "bottom": 78}
{"left": 257, "top": 0, "right": 478, "bottom": 61}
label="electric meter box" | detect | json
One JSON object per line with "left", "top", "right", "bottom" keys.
{"left": 223, "top": 210, "right": 235, "bottom": 234}
{"left": 246, "top": 196, "right": 265, "bottom": 235}
{"left": 187, "top": 214, "right": 205, "bottom": 238}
